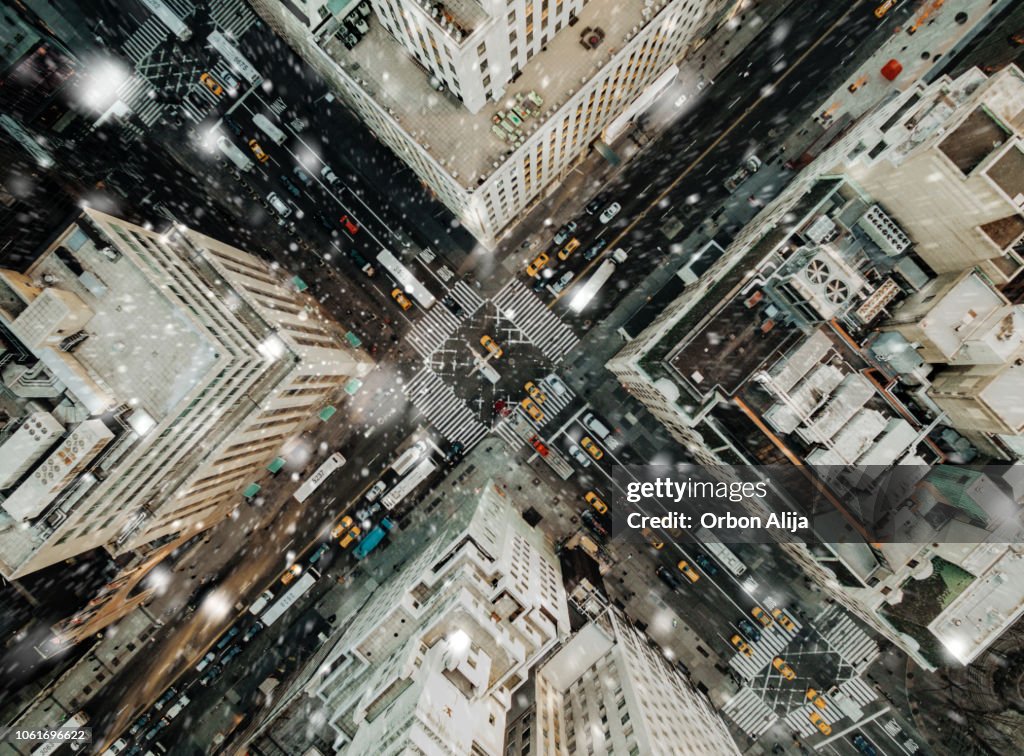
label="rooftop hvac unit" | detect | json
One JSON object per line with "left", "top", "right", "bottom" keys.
{"left": 779, "top": 248, "right": 866, "bottom": 321}
{"left": 858, "top": 204, "right": 911, "bottom": 257}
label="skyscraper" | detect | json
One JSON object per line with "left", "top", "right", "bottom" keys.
{"left": 0, "top": 209, "right": 372, "bottom": 578}
{"left": 248, "top": 0, "right": 736, "bottom": 246}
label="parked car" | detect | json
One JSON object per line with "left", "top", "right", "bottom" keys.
{"left": 585, "top": 491, "right": 607, "bottom": 514}
{"left": 339, "top": 214, "right": 359, "bottom": 234}
{"left": 248, "top": 139, "right": 269, "bottom": 162}
{"left": 585, "top": 198, "right": 603, "bottom": 215}
{"left": 293, "top": 166, "right": 314, "bottom": 186}
{"left": 199, "top": 664, "right": 223, "bottom": 687}
{"left": 366, "top": 481, "right": 387, "bottom": 501}
{"left": 321, "top": 165, "right": 340, "bottom": 185}
{"left": 266, "top": 192, "right": 292, "bottom": 218}
{"left": 242, "top": 621, "right": 264, "bottom": 643}
{"left": 567, "top": 443, "right": 591, "bottom": 468}
{"left": 278, "top": 174, "right": 301, "bottom": 197}
{"left": 582, "top": 238, "right": 608, "bottom": 261}
{"left": 552, "top": 221, "right": 578, "bottom": 245}
{"left": 599, "top": 202, "right": 621, "bottom": 223}
{"left": 220, "top": 644, "right": 244, "bottom": 665}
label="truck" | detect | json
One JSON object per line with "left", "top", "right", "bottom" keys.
{"left": 248, "top": 590, "right": 273, "bottom": 616}
{"left": 253, "top": 113, "right": 287, "bottom": 145}
{"left": 353, "top": 518, "right": 393, "bottom": 560}
{"left": 260, "top": 572, "right": 316, "bottom": 626}
{"left": 695, "top": 527, "right": 747, "bottom": 577}
{"left": 207, "top": 30, "right": 260, "bottom": 84}
{"left": 381, "top": 459, "right": 437, "bottom": 510}
{"left": 217, "top": 136, "right": 254, "bottom": 172}
{"left": 568, "top": 249, "right": 627, "bottom": 313}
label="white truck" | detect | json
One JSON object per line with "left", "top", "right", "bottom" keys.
{"left": 253, "top": 113, "right": 287, "bottom": 145}
{"left": 568, "top": 248, "right": 628, "bottom": 313}
{"left": 216, "top": 136, "right": 254, "bottom": 172}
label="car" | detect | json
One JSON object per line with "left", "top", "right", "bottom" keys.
{"left": 220, "top": 644, "right": 244, "bottom": 664}
{"left": 737, "top": 618, "right": 762, "bottom": 642}
{"left": 441, "top": 295, "right": 464, "bottom": 316}
{"left": 267, "top": 192, "right": 292, "bottom": 218}
{"left": 366, "top": 481, "right": 387, "bottom": 501}
{"left": 641, "top": 528, "right": 664, "bottom": 550}
{"left": 392, "top": 289, "right": 413, "bottom": 310}
{"left": 581, "top": 411, "right": 613, "bottom": 441}
{"left": 321, "top": 165, "right": 340, "bottom": 185}
{"left": 772, "top": 657, "right": 796, "bottom": 680}
{"left": 521, "top": 398, "right": 545, "bottom": 422}
{"left": 580, "top": 436, "right": 604, "bottom": 461}
{"left": 585, "top": 491, "right": 607, "bottom": 514}
{"left": 444, "top": 441, "right": 465, "bottom": 465}
{"left": 218, "top": 70, "right": 239, "bottom": 90}
{"left": 309, "top": 543, "right": 331, "bottom": 564}
{"left": 143, "top": 719, "right": 168, "bottom": 741}
{"left": 558, "top": 237, "right": 581, "bottom": 261}
{"left": 526, "top": 251, "right": 549, "bottom": 277}
{"left": 355, "top": 502, "right": 382, "bottom": 522}
{"left": 281, "top": 563, "right": 302, "bottom": 585}
{"left": 808, "top": 711, "right": 832, "bottom": 736}
{"left": 106, "top": 738, "right": 129, "bottom": 754}
{"left": 599, "top": 202, "right": 621, "bottom": 224}
{"left": 339, "top": 525, "right": 361, "bottom": 548}
{"left": 751, "top": 606, "right": 773, "bottom": 628}
{"left": 552, "top": 221, "right": 577, "bottom": 245}
{"left": 242, "top": 621, "right": 264, "bottom": 642}
{"left": 223, "top": 115, "right": 242, "bottom": 136}
{"left": 525, "top": 381, "right": 546, "bottom": 403}
{"left": 585, "top": 198, "right": 603, "bottom": 215}
{"left": 677, "top": 560, "right": 701, "bottom": 582}
{"left": 806, "top": 688, "right": 827, "bottom": 710}
{"left": 339, "top": 215, "right": 359, "bottom": 234}
{"left": 656, "top": 565, "right": 683, "bottom": 591}
{"left": 215, "top": 625, "right": 240, "bottom": 650}
{"left": 694, "top": 552, "right": 717, "bottom": 575}
{"left": 544, "top": 374, "right": 569, "bottom": 396}
{"left": 129, "top": 713, "right": 151, "bottom": 736}
{"left": 279, "top": 174, "right": 301, "bottom": 197}
{"left": 199, "top": 664, "right": 223, "bottom": 687}
{"left": 580, "top": 509, "right": 609, "bottom": 539}
{"left": 154, "top": 687, "right": 178, "bottom": 710}
{"left": 582, "top": 238, "right": 608, "bottom": 262}
{"left": 480, "top": 335, "right": 503, "bottom": 358}
{"left": 199, "top": 72, "right": 223, "bottom": 96}
{"left": 772, "top": 607, "right": 797, "bottom": 632}
{"left": 851, "top": 734, "right": 879, "bottom": 756}
{"left": 195, "top": 650, "right": 216, "bottom": 673}
{"left": 249, "top": 139, "right": 269, "bottom": 162}
{"left": 293, "top": 166, "right": 314, "bottom": 186}
{"left": 567, "top": 443, "right": 591, "bottom": 468}
{"left": 731, "top": 634, "right": 754, "bottom": 657}
{"left": 331, "top": 516, "right": 354, "bottom": 540}
{"left": 551, "top": 271, "right": 575, "bottom": 293}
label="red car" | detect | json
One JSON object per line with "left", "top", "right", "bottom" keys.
{"left": 339, "top": 215, "right": 359, "bottom": 234}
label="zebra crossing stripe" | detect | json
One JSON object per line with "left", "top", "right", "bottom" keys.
{"left": 784, "top": 707, "right": 821, "bottom": 737}
{"left": 492, "top": 280, "right": 578, "bottom": 362}
{"left": 211, "top": 0, "right": 258, "bottom": 38}
{"left": 838, "top": 676, "right": 877, "bottom": 708}
{"left": 407, "top": 303, "right": 463, "bottom": 358}
{"left": 728, "top": 625, "right": 791, "bottom": 680}
{"left": 723, "top": 687, "right": 777, "bottom": 738}
{"left": 491, "top": 419, "right": 523, "bottom": 449}
{"left": 122, "top": 18, "right": 167, "bottom": 64}
{"left": 821, "top": 615, "right": 879, "bottom": 670}
{"left": 449, "top": 281, "right": 485, "bottom": 314}
{"left": 402, "top": 368, "right": 487, "bottom": 449}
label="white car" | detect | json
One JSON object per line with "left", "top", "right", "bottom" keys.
{"left": 567, "top": 443, "right": 592, "bottom": 468}
{"left": 266, "top": 192, "right": 292, "bottom": 218}
{"left": 365, "top": 481, "right": 387, "bottom": 501}
{"left": 544, "top": 374, "right": 569, "bottom": 396}
{"left": 103, "top": 740, "right": 128, "bottom": 755}
{"left": 321, "top": 165, "right": 340, "bottom": 185}
{"left": 599, "top": 202, "right": 621, "bottom": 224}
{"left": 551, "top": 271, "right": 575, "bottom": 293}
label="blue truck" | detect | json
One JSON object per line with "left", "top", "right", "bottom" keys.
{"left": 353, "top": 519, "right": 393, "bottom": 560}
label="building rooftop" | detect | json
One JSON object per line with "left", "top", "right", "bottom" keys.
{"left": 322, "top": 0, "right": 659, "bottom": 187}
{"left": 937, "top": 106, "right": 1011, "bottom": 175}
{"left": 916, "top": 271, "right": 1006, "bottom": 360}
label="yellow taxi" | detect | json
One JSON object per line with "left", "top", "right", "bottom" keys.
{"left": 480, "top": 335, "right": 503, "bottom": 358}
{"left": 751, "top": 606, "right": 773, "bottom": 628}
{"left": 806, "top": 688, "right": 827, "bottom": 710}
{"left": 281, "top": 563, "right": 302, "bottom": 585}
{"left": 557, "top": 237, "right": 581, "bottom": 261}
{"left": 731, "top": 634, "right": 754, "bottom": 658}
{"left": 525, "top": 381, "right": 546, "bottom": 403}
{"left": 641, "top": 528, "right": 664, "bottom": 550}
{"left": 339, "top": 525, "right": 361, "bottom": 549}
{"left": 392, "top": 288, "right": 412, "bottom": 310}
{"left": 521, "top": 397, "right": 545, "bottom": 422}
{"left": 526, "top": 252, "right": 550, "bottom": 277}
{"left": 677, "top": 560, "right": 701, "bottom": 582}
{"left": 772, "top": 607, "right": 797, "bottom": 632}
{"left": 585, "top": 491, "right": 607, "bottom": 514}
{"left": 773, "top": 657, "right": 796, "bottom": 681}
{"left": 248, "top": 139, "right": 269, "bottom": 163}
{"left": 580, "top": 436, "right": 604, "bottom": 461}
{"left": 331, "top": 516, "right": 354, "bottom": 540}
{"left": 200, "top": 72, "right": 224, "bottom": 96}
{"left": 808, "top": 711, "right": 831, "bottom": 736}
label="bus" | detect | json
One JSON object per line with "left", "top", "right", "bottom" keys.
{"left": 294, "top": 452, "right": 346, "bottom": 503}
{"left": 31, "top": 711, "right": 88, "bottom": 755}
{"left": 695, "top": 528, "right": 747, "bottom": 577}
{"left": 391, "top": 441, "right": 427, "bottom": 476}
{"left": 253, "top": 113, "right": 287, "bottom": 146}
{"left": 207, "top": 30, "right": 261, "bottom": 84}
{"left": 260, "top": 572, "right": 316, "bottom": 626}
{"left": 140, "top": 0, "right": 191, "bottom": 40}
{"left": 376, "top": 250, "right": 436, "bottom": 309}
{"left": 381, "top": 458, "right": 437, "bottom": 510}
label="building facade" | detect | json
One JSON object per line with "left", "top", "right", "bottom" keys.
{"left": 0, "top": 209, "right": 372, "bottom": 578}
{"left": 248, "top": 0, "right": 735, "bottom": 246}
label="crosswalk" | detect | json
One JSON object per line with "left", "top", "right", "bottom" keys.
{"left": 491, "top": 280, "right": 579, "bottom": 363}
{"left": 447, "top": 280, "right": 485, "bottom": 315}
{"left": 492, "top": 410, "right": 527, "bottom": 448}
{"left": 817, "top": 605, "right": 880, "bottom": 672}
{"left": 407, "top": 304, "right": 463, "bottom": 359}
{"left": 122, "top": 17, "right": 168, "bottom": 64}
{"left": 723, "top": 687, "right": 778, "bottom": 739}
{"left": 838, "top": 676, "right": 877, "bottom": 708}
{"left": 728, "top": 614, "right": 802, "bottom": 681}
{"left": 784, "top": 700, "right": 840, "bottom": 739}
{"left": 181, "top": 84, "right": 221, "bottom": 122}
{"left": 211, "top": 0, "right": 259, "bottom": 37}
{"left": 403, "top": 367, "right": 488, "bottom": 450}
{"left": 117, "top": 75, "right": 164, "bottom": 128}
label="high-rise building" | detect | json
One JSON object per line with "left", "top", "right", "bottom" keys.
{"left": 248, "top": 0, "right": 735, "bottom": 246}
{"left": 249, "top": 480, "right": 570, "bottom": 754}
{"left": 510, "top": 606, "right": 740, "bottom": 756}
{"left": 0, "top": 209, "right": 373, "bottom": 578}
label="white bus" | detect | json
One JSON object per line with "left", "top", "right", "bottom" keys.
{"left": 32, "top": 711, "right": 88, "bottom": 755}
{"left": 260, "top": 572, "right": 316, "bottom": 626}
{"left": 140, "top": 0, "right": 191, "bottom": 40}
{"left": 695, "top": 527, "right": 747, "bottom": 577}
{"left": 391, "top": 441, "right": 427, "bottom": 476}
{"left": 376, "top": 250, "right": 436, "bottom": 309}
{"left": 253, "top": 113, "right": 287, "bottom": 146}
{"left": 382, "top": 458, "right": 437, "bottom": 510}
{"left": 294, "top": 452, "right": 346, "bottom": 503}
{"left": 207, "top": 30, "right": 261, "bottom": 84}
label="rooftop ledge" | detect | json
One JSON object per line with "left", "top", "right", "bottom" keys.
{"left": 321, "top": 0, "right": 672, "bottom": 188}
